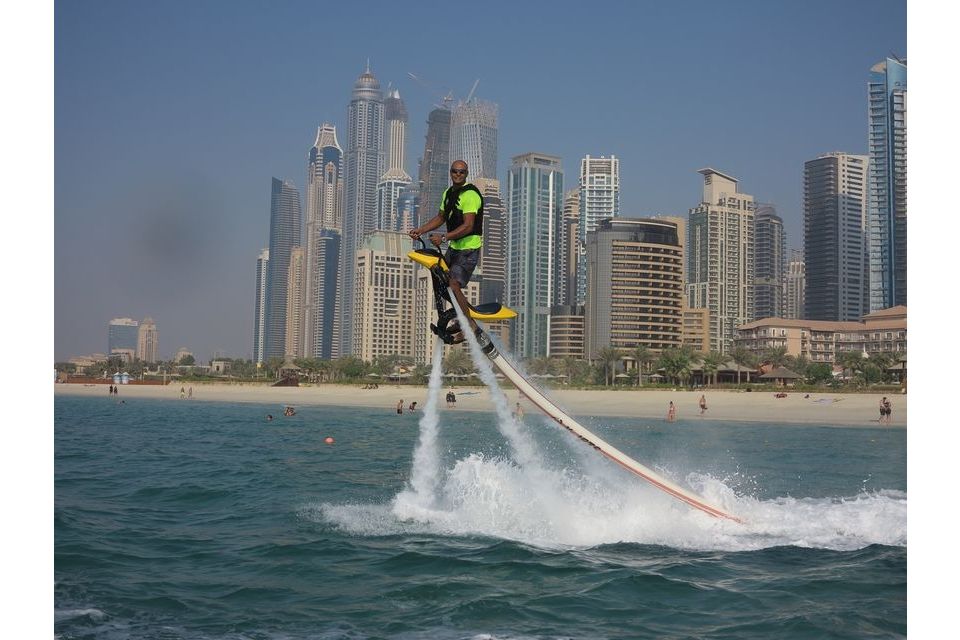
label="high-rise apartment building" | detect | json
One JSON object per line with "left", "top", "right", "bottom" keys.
{"left": 253, "top": 248, "right": 269, "bottom": 363}
{"left": 753, "top": 204, "right": 787, "bottom": 321}
{"left": 264, "top": 178, "right": 303, "bottom": 360}
{"left": 136, "top": 317, "right": 158, "bottom": 363}
{"left": 867, "top": 57, "right": 907, "bottom": 311}
{"left": 506, "top": 152, "right": 564, "bottom": 359}
{"left": 284, "top": 247, "right": 305, "bottom": 358}
{"left": 784, "top": 249, "right": 805, "bottom": 320}
{"left": 585, "top": 218, "right": 684, "bottom": 360}
{"left": 377, "top": 88, "right": 412, "bottom": 231}
{"left": 304, "top": 124, "right": 343, "bottom": 360}
{"left": 341, "top": 64, "right": 384, "bottom": 357}
{"left": 107, "top": 317, "right": 139, "bottom": 361}
{"left": 417, "top": 107, "right": 452, "bottom": 227}
{"left": 352, "top": 231, "right": 418, "bottom": 363}
{"left": 560, "top": 188, "right": 580, "bottom": 307}
{"left": 686, "top": 168, "right": 755, "bottom": 354}
{"left": 804, "top": 152, "right": 869, "bottom": 321}
{"left": 577, "top": 155, "right": 620, "bottom": 304}
{"left": 473, "top": 178, "right": 506, "bottom": 305}
{"left": 450, "top": 98, "right": 498, "bottom": 180}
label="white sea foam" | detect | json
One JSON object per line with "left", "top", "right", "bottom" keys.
{"left": 320, "top": 301, "right": 906, "bottom": 553}
{"left": 319, "top": 451, "right": 906, "bottom": 552}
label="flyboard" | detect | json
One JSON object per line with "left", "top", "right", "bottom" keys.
{"left": 408, "top": 241, "right": 742, "bottom": 523}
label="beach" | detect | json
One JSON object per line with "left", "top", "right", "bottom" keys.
{"left": 55, "top": 382, "right": 906, "bottom": 427}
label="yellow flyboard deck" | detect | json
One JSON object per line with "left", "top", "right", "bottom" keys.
{"left": 408, "top": 249, "right": 517, "bottom": 320}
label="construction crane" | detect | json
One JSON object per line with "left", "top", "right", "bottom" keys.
{"left": 406, "top": 72, "right": 455, "bottom": 110}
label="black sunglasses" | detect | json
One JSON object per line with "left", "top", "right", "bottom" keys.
{"left": 450, "top": 168, "right": 467, "bottom": 175}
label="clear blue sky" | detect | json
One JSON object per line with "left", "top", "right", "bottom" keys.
{"left": 54, "top": 0, "right": 906, "bottom": 362}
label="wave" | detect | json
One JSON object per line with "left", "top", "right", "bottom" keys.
{"left": 311, "top": 450, "right": 905, "bottom": 552}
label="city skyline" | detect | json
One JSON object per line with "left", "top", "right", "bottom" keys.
{"left": 54, "top": 0, "right": 906, "bottom": 362}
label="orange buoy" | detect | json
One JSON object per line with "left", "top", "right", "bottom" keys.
{"left": 324, "top": 437, "right": 335, "bottom": 445}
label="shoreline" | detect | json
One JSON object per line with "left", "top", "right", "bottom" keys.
{"left": 54, "top": 382, "right": 906, "bottom": 428}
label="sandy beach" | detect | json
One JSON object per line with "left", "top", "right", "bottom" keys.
{"left": 55, "top": 382, "right": 906, "bottom": 427}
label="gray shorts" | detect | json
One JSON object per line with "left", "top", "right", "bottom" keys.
{"left": 445, "top": 248, "right": 480, "bottom": 287}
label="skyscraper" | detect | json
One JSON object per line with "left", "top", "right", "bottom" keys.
{"left": 377, "top": 88, "right": 412, "bottom": 231}
{"left": 417, "top": 107, "right": 452, "bottom": 227}
{"left": 804, "top": 152, "right": 869, "bottom": 321}
{"left": 264, "top": 178, "right": 303, "bottom": 360}
{"left": 585, "top": 218, "right": 684, "bottom": 360}
{"left": 867, "top": 57, "right": 907, "bottom": 311}
{"left": 340, "top": 65, "right": 384, "bottom": 357}
{"left": 284, "top": 246, "right": 305, "bottom": 358}
{"left": 137, "top": 317, "right": 159, "bottom": 363}
{"left": 577, "top": 155, "right": 620, "bottom": 304}
{"left": 253, "top": 248, "right": 269, "bottom": 364}
{"left": 352, "top": 231, "right": 418, "bottom": 362}
{"left": 753, "top": 204, "right": 787, "bottom": 321}
{"left": 450, "top": 98, "right": 498, "bottom": 180}
{"left": 686, "top": 168, "right": 755, "bottom": 354}
{"left": 785, "top": 249, "right": 805, "bottom": 320}
{"left": 304, "top": 124, "right": 343, "bottom": 360}
{"left": 107, "top": 317, "right": 138, "bottom": 361}
{"left": 473, "top": 177, "right": 506, "bottom": 304}
{"left": 560, "top": 188, "right": 580, "bottom": 307}
{"left": 507, "top": 152, "right": 563, "bottom": 359}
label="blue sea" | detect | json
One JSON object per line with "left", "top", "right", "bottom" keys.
{"left": 55, "top": 389, "right": 906, "bottom": 639}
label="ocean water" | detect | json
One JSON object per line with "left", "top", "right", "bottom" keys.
{"left": 55, "top": 391, "right": 906, "bottom": 639}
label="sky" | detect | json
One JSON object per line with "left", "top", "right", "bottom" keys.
{"left": 53, "top": 0, "right": 907, "bottom": 363}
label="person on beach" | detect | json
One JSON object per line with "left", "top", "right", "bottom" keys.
{"left": 515, "top": 403, "right": 524, "bottom": 419}
{"left": 408, "top": 159, "right": 484, "bottom": 342}
{"left": 409, "top": 401, "right": 417, "bottom": 412}
{"left": 667, "top": 401, "right": 677, "bottom": 422}
{"left": 880, "top": 397, "right": 891, "bottom": 424}
{"left": 108, "top": 384, "right": 114, "bottom": 395}
{"left": 188, "top": 386, "right": 193, "bottom": 399}
{"left": 180, "top": 386, "right": 186, "bottom": 399}
{"left": 699, "top": 394, "right": 707, "bottom": 415}
{"left": 397, "top": 400, "right": 404, "bottom": 415}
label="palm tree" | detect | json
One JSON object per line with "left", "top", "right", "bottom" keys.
{"left": 443, "top": 348, "right": 472, "bottom": 375}
{"left": 701, "top": 350, "right": 726, "bottom": 387}
{"left": 628, "top": 344, "right": 655, "bottom": 386}
{"left": 659, "top": 347, "right": 694, "bottom": 387}
{"left": 729, "top": 346, "right": 756, "bottom": 385}
{"left": 597, "top": 347, "right": 621, "bottom": 386}
{"left": 762, "top": 345, "right": 790, "bottom": 369}
{"left": 835, "top": 350, "right": 864, "bottom": 382}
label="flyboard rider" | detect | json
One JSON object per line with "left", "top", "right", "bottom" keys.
{"left": 408, "top": 159, "right": 484, "bottom": 343}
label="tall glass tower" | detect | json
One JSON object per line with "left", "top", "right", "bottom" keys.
{"left": 253, "top": 249, "right": 269, "bottom": 364}
{"left": 507, "top": 153, "right": 564, "bottom": 359}
{"left": 264, "top": 178, "right": 303, "bottom": 360}
{"left": 867, "top": 57, "right": 907, "bottom": 312}
{"left": 450, "top": 98, "right": 498, "bottom": 180}
{"left": 341, "top": 65, "right": 384, "bottom": 356}
{"left": 304, "top": 124, "right": 343, "bottom": 359}
{"left": 417, "top": 107, "right": 452, "bottom": 226}
{"left": 753, "top": 204, "right": 787, "bottom": 321}
{"left": 804, "top": 152, "right": 869, "bottom": 321}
